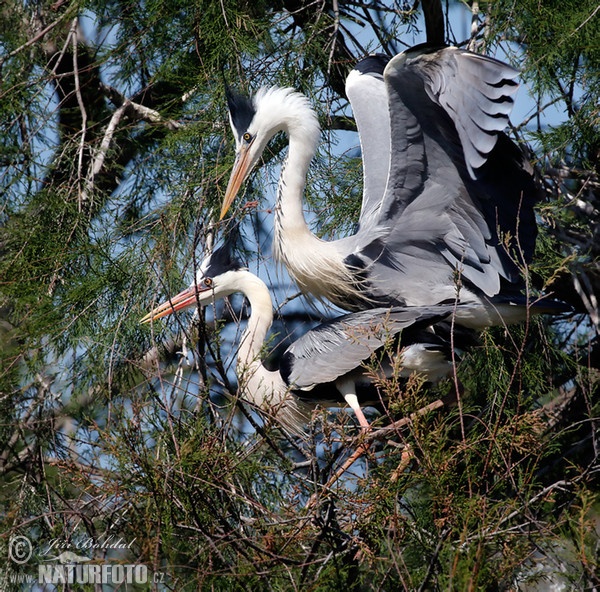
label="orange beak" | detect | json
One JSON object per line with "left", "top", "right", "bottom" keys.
{"left": 141, "top": 284, "right": 211, "bottom": 324}
{"left": 220, "top": 143, "right": 254, "bottom": 220}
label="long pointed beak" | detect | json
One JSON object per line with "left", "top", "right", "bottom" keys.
{"left": 141, "top": 285, "right": 209, "bottom": 324}
{"left": 220, "top": 144, "right": 253, "bottom": 220}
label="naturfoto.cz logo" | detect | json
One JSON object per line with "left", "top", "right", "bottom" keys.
{"left": 37, "top": 563, "right": 148, "bottom": 585}
{"left": 6, "top": 535, "right": 164, "bottom": 586}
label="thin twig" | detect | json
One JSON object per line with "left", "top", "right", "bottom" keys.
{"left": 81, "top": 103, "right": 127, "bottom": 203}
{"left": 0, "top": 9, "right": 72, "bottom": 66}
{"left": 70, "top": 18, "right": 88, "bottom": 211}
{"left": 305, "top": 399, "right": 446, "bottom": 509}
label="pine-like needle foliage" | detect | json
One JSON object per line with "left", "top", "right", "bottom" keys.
{"left": 0, "top": 1, "right": 597, "bottom": 589}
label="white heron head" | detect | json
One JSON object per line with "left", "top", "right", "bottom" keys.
{"left": 220, "top": 86, "right": 320, "bottom": 220}
{"left": 141, "top": 242, "right": 246, "bottom": 323}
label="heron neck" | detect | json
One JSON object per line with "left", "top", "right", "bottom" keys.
{"left": 273, "top": 122, "right": 353, "bottom": 304}
{"left": 234, "top": 272, "right": 285, "bottom": 406}
{"left": 275, "top": 125, "right": 319, "bottom": 238}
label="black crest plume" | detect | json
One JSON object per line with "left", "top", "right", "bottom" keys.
{"left": 225, "top": 87, "right": 256, "bottom": 142}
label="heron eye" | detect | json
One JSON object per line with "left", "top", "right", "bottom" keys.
{"left": 203, "top": 277, "right": 213, "bottom": 288}
{"left": 242, "top": 132, "right": 252, "bottom": 143}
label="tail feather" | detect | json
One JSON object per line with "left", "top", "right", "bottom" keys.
{"left": 270, "top": 393, "right": 316, "bottom": 440}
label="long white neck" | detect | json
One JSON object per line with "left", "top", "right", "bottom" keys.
{"left": 272, "top": 104, "right": 353, "bottom": 305}
{"left": 273, "top": 118, "right": 319, "bottom": 264}
{"left": 233, "top": 272, "right": 286, "bottom": 408}
{"left": 274, "top": 127, "right": 319, "bottom": 235}
{"left": 232, "top": 270, "right": 314, "bottom": 435}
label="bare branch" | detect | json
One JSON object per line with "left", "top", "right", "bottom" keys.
{"left": 71, "top": 17, "right": 88, "bottom": 210}
{"left": 0, "top": 8, "right": 72, "bottom": 67}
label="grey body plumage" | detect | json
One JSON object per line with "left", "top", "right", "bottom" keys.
{"left": 142, "top": 241, "right": 465, "bottom": 435}
{"left": 221, "top": 46, "right": 560, "bottom": 328}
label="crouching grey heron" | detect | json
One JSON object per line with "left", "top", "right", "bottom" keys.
{"left": 220, "top": 45, "right": 563, "bottom": 328}
{"left": 141, "top": 240, "right": 470, "bottom": 435}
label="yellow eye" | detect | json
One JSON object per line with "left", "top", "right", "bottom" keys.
{"left": 242, "top": 132, "right": 252, "bottom": 142}
{"left": 203, "top": 277, "right": 213, "bottom": 287}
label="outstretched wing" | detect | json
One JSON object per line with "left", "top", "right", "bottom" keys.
{"left": 349, "top": 46, "right": 538, "bottom": 301}
{"left": 415, "top": 46, "right": 519, "bottom": 177}
{"left": 280, "top": 305, "right": 455, "bottom": 389}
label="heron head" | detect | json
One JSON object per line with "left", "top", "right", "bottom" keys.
{"left": 220, "top": 86, "right": 319, "bottom": 220}
{"left": 141, "top": 242, "right": 245, "bottom": 323}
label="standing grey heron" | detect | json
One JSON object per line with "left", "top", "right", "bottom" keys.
{"left": 220, "top": 45, "right": 559, "bottom": 328}
{"left": 141, "top": 241, "right": 468, "bottom": 434}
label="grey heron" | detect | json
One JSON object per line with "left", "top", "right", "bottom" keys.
{"left": 220, "top": 45, "right": 560, "bottom": 328}
{"left": 141, "top": 241, "right": 469, "bottom": 434}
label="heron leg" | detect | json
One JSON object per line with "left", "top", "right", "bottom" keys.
{"left": 336, "top": 378, "right": 371, "bottom": 431}
{"left": 305, "top": 380, "right": 371, "bottom": 510}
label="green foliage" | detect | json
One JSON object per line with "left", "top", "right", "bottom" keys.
{"left": 0, "top": 0, "right": 597, "bottom": 590}
{"left": 490, "top": 0, "right": 600, "bottom": 168}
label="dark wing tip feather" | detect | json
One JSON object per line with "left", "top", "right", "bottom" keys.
{"left": 403, "top": 42, "right": 447, "bottom": 56}
{"left": 353, "top": 53, "right": 390, "bottom": 76}
{"left": 489, "top": 77, "right": 519, "bottom": 89}
{"left": 279, "top": 351, "right": 293, "bottom": 386}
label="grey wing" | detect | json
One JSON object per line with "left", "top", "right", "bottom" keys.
{"left": 381, "top": 179, "right": 510, "bottom": 298}
{"left": 355, "top": 46, "right": 535, "bottom": 299}
{"left": 280, "top": 307, "right": 453, "bottom": 389}
{"left": 345, "top": 54, "right": 391, "bottom": 229}
{"left": 380, "top": 45, "right": 520, "bottom": 217}
{"left": 405, "top": 46, "right": 519, "bottom": 178}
